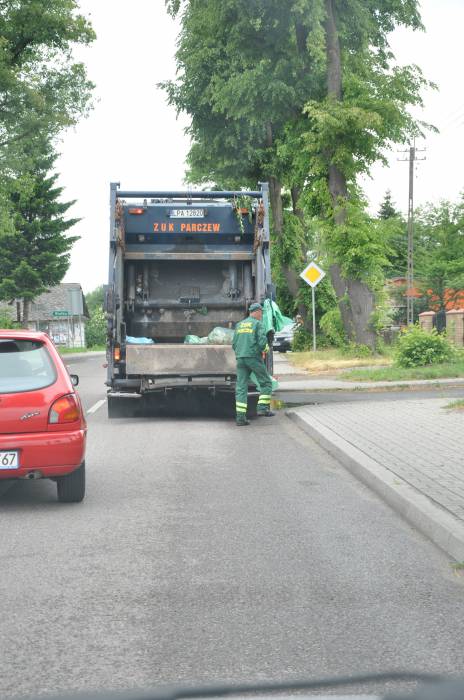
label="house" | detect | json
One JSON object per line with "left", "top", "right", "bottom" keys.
{"left": 28, "top": 283, "right": 89, "bottom": 347}
{"left": 0, "top": 283, "right": 89, "bottom": 348}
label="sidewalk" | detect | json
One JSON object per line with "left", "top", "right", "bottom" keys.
{"left": 272, "top": 352, "right": 464, "bottom": 391}
{"left": 287, "top": 397, "right": 464, "bottom": 561}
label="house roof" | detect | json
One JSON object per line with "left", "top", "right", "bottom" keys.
{"left": 30, "top": 283, "right": 89, "bottom": 320}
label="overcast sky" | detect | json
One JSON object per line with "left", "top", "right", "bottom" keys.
{"left": 58, "top": 0, "right": 464, "bottom": 292}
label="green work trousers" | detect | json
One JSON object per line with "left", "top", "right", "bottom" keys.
{"left": 235, "top": 356, "right": 273, "bottom": 420}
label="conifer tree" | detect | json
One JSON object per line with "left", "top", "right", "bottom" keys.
{"left": 0, "top": 147, "right": 79, "bottom": 324}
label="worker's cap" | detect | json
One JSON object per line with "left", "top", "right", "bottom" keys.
{"left": 249, "top": 303, "right": 263, "bottom": 312}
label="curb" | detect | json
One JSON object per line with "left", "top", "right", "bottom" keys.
{"left": 287, "top": 409, "right": 464, "bottom": 562}
{"left": 277, "top": 378, "right": 464, "bottom": 392}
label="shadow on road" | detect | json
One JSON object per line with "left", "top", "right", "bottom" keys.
{"left": 0, "top": 478, "right": 57, "bottom": 507}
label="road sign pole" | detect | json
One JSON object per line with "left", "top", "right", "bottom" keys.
{"left": 299, "top": 261, "right": 326, "bottom": 352}
{"left": 312, "top": 286, "right": 316, "bottom": 352}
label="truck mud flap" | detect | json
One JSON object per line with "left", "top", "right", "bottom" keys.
{"left": 107, "top": 394, "right": 142, "bottom": 419}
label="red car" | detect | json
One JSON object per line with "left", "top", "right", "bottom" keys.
{"left": 0, "top": 330, "right": 87, "bottom": 503}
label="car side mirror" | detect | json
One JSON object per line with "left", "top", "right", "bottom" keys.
{"left": 70, "top": 374, "right": 79, "bottom": 387}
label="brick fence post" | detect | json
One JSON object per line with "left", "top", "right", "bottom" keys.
{"left": 446, "top": 309, "right": 464, "bottom": 347}
{"left": 418, "top": 311, "right": 435, "bottom": 333}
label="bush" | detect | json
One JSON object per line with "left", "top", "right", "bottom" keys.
{"left": 85, "top": 307, "right": 106, "bottom": 348}
{"left": 319, "top": 307, "right": 346, "bottom": 347}
{"left": 292, "top": 327, "right": 313, "bottom": 352}
{"left": 0, "top": 314, "right": 18, "bottom": 329}
{"left": 342, "top": 342, "right": 373, "bottom": 358}
{"left": 394, "top": 325, "right": 454, "bottom": 368}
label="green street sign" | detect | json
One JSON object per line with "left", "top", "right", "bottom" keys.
{"left": 52, "top": 310, "right": 69, "bottom": 317}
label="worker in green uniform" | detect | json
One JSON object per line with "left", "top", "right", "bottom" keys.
{"left": 232, "top": 302, "right": 274, "bottom": 426}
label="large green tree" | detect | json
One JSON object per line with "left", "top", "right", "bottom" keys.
{"left": 162, "top": 0, "right": 323, "bottom": 323}
{"left": 0, "top": 147, "right": 79, "bottom": 324}
{"left": 295, "top": 0, "right": 428, "bottom": 346}
{"left": 0, "top": 1, "right": 95, "bottom": 321}
{"left": 414, "top": 198, "right": 464, "bottom": 311}
{"left": 0, "top": 0, "right": 95, "bottom": 167}
{"left": 164, "top": 0, "right": 429, "bottom": 347}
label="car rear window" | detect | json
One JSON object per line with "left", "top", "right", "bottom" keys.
{"left": 0, "top": 339, "right": 57, "bottom": 394}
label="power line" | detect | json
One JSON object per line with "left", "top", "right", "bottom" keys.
{"left": 397, "top": 138, "right": 426, "bottom": 325}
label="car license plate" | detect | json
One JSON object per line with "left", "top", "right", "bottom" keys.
{"left": 0, "top": 451, "right": 20, "bottom": 470}
{"left": 169, "top": 209, "right": 205, "bottom": 218}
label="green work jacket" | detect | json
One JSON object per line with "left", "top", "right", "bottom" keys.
{"left": 232, "top": 316, "right": 268, "bottom": 358}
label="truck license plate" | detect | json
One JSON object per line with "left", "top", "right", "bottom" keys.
{"left": 169, "top": 209, "right": 205, "bottom": 218}
{"left": 0, "top": 451, "right": 20, "bottom": 469}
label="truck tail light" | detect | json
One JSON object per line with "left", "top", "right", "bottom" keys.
{"left": 49, "top": 395, "right": 81, "bottom": 424}
{"left": 114, "top": 346, "right": 121, "bottom": 362}
{"left": 129, "top": 208, "right": 145, "bottom": 215}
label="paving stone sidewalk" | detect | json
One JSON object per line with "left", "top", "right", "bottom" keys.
{"left": 288, "top": 397, "right": 464, "bottom": 558}
{"left": 294, "top": 398, "right": 464, "bottom": 518}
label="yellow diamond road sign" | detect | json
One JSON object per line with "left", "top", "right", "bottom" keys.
{"left": 300, "top": 261, "right": 326, "bottom": 288}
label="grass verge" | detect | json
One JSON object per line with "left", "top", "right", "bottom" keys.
{"left": 288, "top": 348, "right": 392, "bottom": 373}
{"left": 444, "top": 400, "right": 464, "bottom": 411}
{"left": 341, "top": 361, "right": 464, "bottom": 382}
{"left": 59, "top": 345, "right": 105, "bottom": 354}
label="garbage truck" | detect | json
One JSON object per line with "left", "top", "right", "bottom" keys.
{"left": 105, "top": 183, "right": 274, "bottom": 417}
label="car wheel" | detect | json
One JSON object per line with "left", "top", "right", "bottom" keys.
{"left": 56, "top": 461, "right": 85, "bottom": 503}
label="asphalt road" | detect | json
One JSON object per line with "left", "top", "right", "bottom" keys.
{"left": 2, "top": 355, "right": 464, "bottom": 698}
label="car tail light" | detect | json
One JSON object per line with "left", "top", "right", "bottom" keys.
{"left": 129, "top": 208, "right": 145, "bottom": 215}
{"left": 49, "top": 395, "right": 81, "bottom": 424}
{"left": 114, "top": 346, "right": 121, "bottom": 362}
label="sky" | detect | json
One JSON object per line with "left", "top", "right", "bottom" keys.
{"left": 58, "top": 0, "right": 464, "bottom": 293}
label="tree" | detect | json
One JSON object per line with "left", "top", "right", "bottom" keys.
{"left": 379, "top": 190, "right": 400, "bottom": 220}
{"left": 85, "top": 306, "right": 106, "bottom": 348}
{"left": 85, "top": 285, "right": 105, "bottom": 313}
{"left": 85, "top": 285, "right": 106, "bottom": 347}
{"left": 0, "top": 146, "right": 79, "bottom": 324}
{"left": 0, "top": 0, "right": 95, "bottom": 163}
{"left": 0, "top": 1, "right": 95, "bottom": 243}
{"left": 162, "top": 0, "right": 318, "bottom": 323}
{"left": 298, "top": 0, "right": 429, "bottom": 346}
{"left": 163, "top": 0, "right": 430, "bottom": 347}
{"left": 377, "top": 190, "right": 407, "bottom": 278}
{"left": 414, "top": 198, "right": 464, "bottom": 311}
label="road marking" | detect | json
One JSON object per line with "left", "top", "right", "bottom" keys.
{"left": 87, "top": 399, "right": 106, "bottom": 415}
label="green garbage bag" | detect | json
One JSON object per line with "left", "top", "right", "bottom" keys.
{"left": 250, "top": 372, "right": 279, "bottom": 392}
{"left": 207, "top": 327, "right": 234, "bottom": 345}
{"left": 184, "top": 335, "right": 208, "bottom": 344}
{"left": 262, "top": 299, "right": 294, "bottom": 333}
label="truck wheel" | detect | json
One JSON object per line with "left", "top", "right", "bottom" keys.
{"left": 56, "top": 462, "right": 85, "bottom": 503}
{"left": 247, "top": 395, "right": 259, "bottom": 417}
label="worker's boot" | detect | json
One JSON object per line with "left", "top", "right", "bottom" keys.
{"left": 236, "top": 417, "right": 250, "bottom": 426}
{"left": 257, "top": 410, "right": 275, "bottom": 418}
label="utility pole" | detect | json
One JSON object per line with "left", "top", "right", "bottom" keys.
{"left": 398, "top": 139, "right": 426, "bottom": 325}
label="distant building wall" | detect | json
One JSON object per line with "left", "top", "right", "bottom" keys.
{"left": 27, "top": 318, "right": 86, "bottom": 348}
